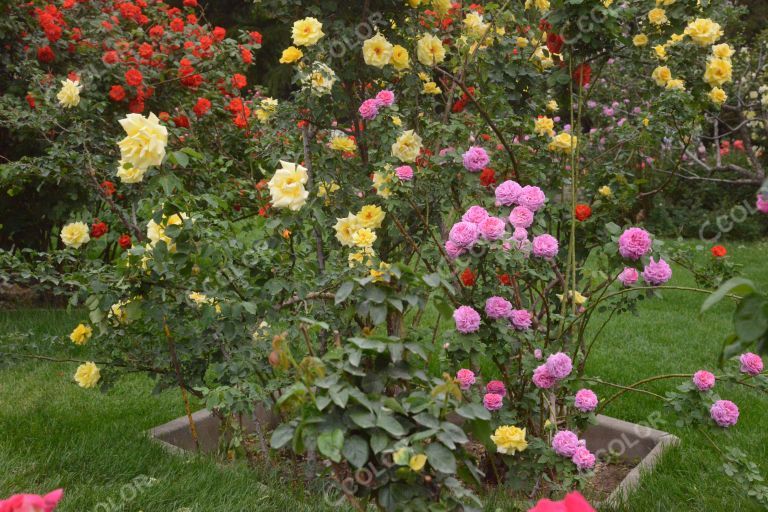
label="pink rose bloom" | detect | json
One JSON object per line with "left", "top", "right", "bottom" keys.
{"left": 534, "top": 348, "right": 543, "bottom": 359}
{"left": 456, "top": 369, "right": 476, "bottom": 390}
{"left": 439, "top": 147, "right": 455, "bottom": 157}
{"left": 462, "top": 146, "right": 490, "bottom": 172}
{"left": 358, "top": 98, "right": 379, "bottom": 120}
{"left": 757, "top": 193, "right": 768, "bottom": 214}
{"left": 375, "top": 89, "right": 395, "bottom": 107}
{"left": 483, "top": 392, "right": 503, "bottom": 411}
{"left": 462, "top": 205, "right": 489, "bottom": 224}
{"left": 485, "top": 296, "right": 513, "bottom": 319}
{"left": 641, "top": 257, "right": 672, "bottom": 286}
{"left": 617, "top": 267, "right": 639, "bottom": 286}
{"left": 710, "top": 399, "right": 739, "bottom": 427}
{"left": 486, "top": 380, "right": 507, "bottom": 397}
{"left": 395, "top": 165, "right": 413, "bottom": 181}
{"left": 510, "top": 309, "right": 532, "bottom": 330}
{"left": 572, "top": 446, "right": 596, "bottom": 470}
{"left": 529, "top": 492, "right": 596, "bottom": 512}
{"left": 479, "top": 216, "right": 506, "bottom": 240}
{"left": 532, "top": 234, "right": 559, "bottom": 260}
{"left": 739, "top": 352, "right": 764, "bottom": 376}
{"left": 444, "top": 240, "right": 465, "bottom": 259}
{"left": 533, "top": 364, "right": 557, "bottom": 389}
{"left": 495, "top": 180, "right": 522, "bottom": 206}
{"left": 574, "top": 389, "right": 598, "bottom": 412}
{"left": 546, "top": 352, "right": 573, "bottom": 380}
{"left": 453, "top": 305, "right": 481, "bottom": 333}
{"left": 0, "top": 490, "right": 63, "bottom": 512}
{"left": 618, "top": 227, "right": 652, "bottom": 260}
{"left": 692, "top": 370, "right": 716, "bottom": 391}
{"left": 512, "top": 227, "right": 528, "bottom": 241}
{"left": 509, "top": 206, "right": 534, "bottom": 229}
{"left": 552, "top": 430, "right": 580, "bottom": 457}
{"left": 449, "top": 221, "right": 479, "bottom": 248}
{"left": 517, "top": 185, "right": 546, "bottom": 212}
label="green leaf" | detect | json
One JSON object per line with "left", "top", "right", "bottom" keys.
{"left": 270, "top": 424, "right": 294, "bottom": 449}
{"left": 335, "top": 281, "right": 354, "bottom": 304}
{"left": 317, "top": 429, "right": 344, "bottom": 463}
{"left": 734, "top": 294, "right": 768, "bottom": 342}
{"left": 370, "top": 431, "right": 389, "bottom": 454}
{"left": 342, "top": 435, "right": 369, "bottom": 468}
{"left": 376, "top": 413, "right": 406, "bottom": 437}
{"left": 349, "top": 409, "right": 376, "bottom": 428}
{"left": 413, "top": 412, "right": 440, "bottom": 429}
{"left": 701, "top": 278, "right": 756, "bottom": 313}
{"left": 172, "top": 150, "right": 189, "bottom": 168}
{"left": 426, "top": 443, "right": 456, "bottom": 473}
{"left": 455, "top": 403, "right": 491, "bottom": 421}
{"left": 423, "top": 273, "right": 441, "bottom": 288}
{"left": 348, "top": 337, "right": 386, "bottom": 352}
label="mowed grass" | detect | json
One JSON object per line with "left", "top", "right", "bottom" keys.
{"left": 1, "top": 241, "right": 767, "bottom": 511}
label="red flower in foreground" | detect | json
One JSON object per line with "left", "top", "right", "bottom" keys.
{"left": 37, "top": 46, "right": 55, "bottom": 63}
{"left": 546, "top": 33, "right": 563, "bottom": 54}
{"left": 249, "top": 31, "right": 263, "bottom": 44}
{"left": 125, "top": 68, "right": 143, "bottom": 87}
{"left": 100, "top": 180, "right": 116, "bottom": 196}
{"left": 173, "top": 115, "right": 190, "bottom": 128}
{"left": 90, "top": 221, "right": 108, "bottom": 239}
{"left": 572, "top": 63, "right": 591, "bottom": 87}
{"left": 460, "top": 268, "right": 476, "bottom": 287}
{"left": 574, "top": 204, "right": 592, "bottom": 222}
{"left": 231, "top": 73, "right": 247, "bottom": 90}
{"left": 109, "top": 85, "right": 126, "bottom": 102}
{"left": 193, "top": 97, "right": 211, "bottom": 116}
{"left": 711, "top": 245, "right": 727, "bottom": 258}
{"left": 118, "top": 234, "right": 132, "bottom": 249}
{"left": 528, "top": 491, "right": 595, "bottom": 512}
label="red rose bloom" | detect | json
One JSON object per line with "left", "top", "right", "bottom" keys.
{"left": 173, "top": 115, "right": 190, "bottom": 128}
{"left": 546, "top": 33, "right": 564, "bottom": 54}
{"left": 711, "top": 245, "right": 727, "bottom": 258}
{"left": 498, "top": 273, "right": 512, "bottom": 286}
{"left": 170, "top": 18, "right": 184, "bottom": 32}
{"left": 125, "top": 68, "right": 143, "bottom": 86}
{"left": 572, "top": 63, "right": 591, "bottom": 87}
{"left": 231, "top": 73, "right": 247, "bottom": 89}
{"left": 479, "top": 168, "right": 496, "bottom": 187}
{"left": 212, "top": 26, "right": 226, "bottom": 41}
{"left": 148, "top": 25, "right": 164, "bottom": 38}
{"left": 193, "top": 97, "right": 211, "bottom": 116}
{"left": 183, "top": 0, "right": 198, "bottom": 6}
{"left": 118, "top": 234, "right": 132, "bottom": 249}
{"left": 90, "top": 221, "right": 108, "bottom": 239}
{"left": 240, "top": 47, "right": 253, "bottom": 64}
{"left": 109, "top": 84, "right": 127, "bottom": 102}
{"left": 575, "top": 204, "right": 592, "bottom": 222}
{"left": 100, "top": 180, "right": 116, "bottom": 196}
{"left": 249, "top": 31, "right": 263, "bottom": 44}
{"left": 138, "top": 43, "right": 153, "bottom": 59}
{"left": 460, "top": 268, "right": 476, "bottom": 287}
{"left": 128, "top": 97, "right": 145, "bottom": 113}
{"left": 37, "top": 46, "right": 55, "bottom": 63}
{"left": 102, "top": 50, "right": 118, "bottom": 65}
{"left": 25, "top": 94, "right": 36, "bottom": 109}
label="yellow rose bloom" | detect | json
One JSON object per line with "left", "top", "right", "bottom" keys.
{"left": 431, "top": 0, "right": 451, "bottom": 14}
{"left": 632, "top": 34, "right": 648, "bottom": 47}
{"left": 534, "top": 116, "right": 555, "bottom": 137}
{"left": 684, "top": 18, "right": 722, "bottom": 46}
{"left": 116, "top": 160, "right": 146, "bottom": 184}
{"left": 711, "top": 43, "right": 733, "bottom": 60}
{"left": 348, "top": 251, "right": 365, "bottom": 267}
{"left": 665, "top": 78, "right": 685, "bottom": 91}
{"left": 598, "top": 185, "right": 613, "bottom": 198}
{"left": 648, "top": 8, "right": 668, "bottom": 26}
{"left": 651, "top": 65, "right": 672, "bottom": 86}
{"left": 363, "top": 33, "right": 394, "bottom": 68}
{"left": 708, "top": 87, "right": 727, "bottom": 105}
{"left": 109, "top": 300, "right": 129, "bottom": 324}
{"left": 704, "top": 58, "right": 732, "bottom": 87}
{"left": 352, "top": 228, "right": 377, "bottom": 248}
{"left": 516, "top": 37, "right": 529, "bottom": 48}
{"left": 74, "top": 362, "right": 100, "bottom": 389}
{"left": 60, "top": 222, "right": 90, "bottom": 249}
{"left": 416, "top": 34, "right": 446, "bottom": 66}
{"left": 317, "top": 181, "right": 340, "bottom": 204}
{"left": 118, "top": 113, "right": 168, "bottom": 171}
{"left": 303, "top": 62, "right": 337, "bottom": 96}
{"left": 373, "top": 171, "right": 393, "bottom": 199}
{"left": 546, "top": 100, "right": 558, "bottom": 111}
{"left": 356, "top": 205, "right": 386, "bottom": 229}
{"left": 653, "top": 44, "right": 667, "bottom": 60}
{"left": 279, "top": 46, "right": 304, "bottom": 64}
{"left": 254, "top": 98, "right": 278, "bottom": 123}
{"left": 603, "top": 0, "right": 613, "bottom": 6}
{"left": 391, "top": 116, "right": 402, "bottom": 127}
{"left": 557, "top": 290, "right": 588, "bottom": 305}
{"left": 491, "top": 425, "right": 528, "bottom": 454}
{"left": 463, "top": 11, "right": 489, "bottom": 39}
{"left": 667, "top": 33, "right": 684, "bottom": 45}
{"left": 69, "top": 323, "right": 92, "bottom": 345}
{"left": 292, "top": 17, "right": 324, "bottom": 46}
{"left": 330, "top": 135, "right": 357, "bottom": 152}
{"left": 391, "top": 130, "right": 423, "bottom": 163}
{"left": 422, "top": 81, "right": 442, "bottom": 95}
{"left": 525, "top": 0, "right": 550, "bottom": 12}
{"left": 548, "top": 132, "right": 577, "bottom": 154}
{"left": 642, "top": 118, "right": 650, "bottom": 127}
{"left": 334, "top": 214, "right": 361, "bottom": 247}
{"left": 390, "top": 45, "right": 410, "bottom": 70}
{"left": 56, "top": 79, "right": 82, "bottom": 108}
{"left": 268, "top": 161, "right": 309, "bottom": 211}
{"left": 407, "top": 0, "right": 422, "bottom": 6}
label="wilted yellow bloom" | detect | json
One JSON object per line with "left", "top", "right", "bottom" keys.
{"left": 116, "top": 160, "right": 146, "bottom": 184}
{"left": 711, "top": 43, "right": 734, "bottom": 60}
{"left": 491, "top": 425, "right": 528, "bottom": 454}
{"left": 534, "top": 116, "right": 555, "bottom": 137}
{"left": 525, "top": 0, "right": 550, "bottom": 13}
{"left": 57, "top": 79, "right": 82, "bottom": 108}
{"left": 118, "top": 113, "right": 168, "bottom": 170}
{"left": 416, "top": 33, "right": 446, "bottom": 66}
{"left": 348, "top": 251, "right": 365, "bottom": 268}
{"left": 422, "top": 81, "right": 442, "bottom": 95}
{"left": 60, "top": 222, "right": 90, "bottom": 248}
{"left": 363, "top": 33, "right": 394, "bottom": 68}
{"left": 704, "top": 58, "right": 732, "bottom": 87}
{"left": 330, "top": 135, "right": 356, "bottom": 152}
{"left": 356, "top": 205, "right": 385, "bottom": 229}
{"left": 632, "top": 34, "right": 648, "bottom": 47}
{"left": 684, "top": 18, "right": 722, "bottom": 46}
{"left": 74, "top": 362, "right": 100, "bottom": 389}
{"left": 292, "top": 17, "right": 324, "bottom": 46}
{"left": 665, "top": 78, "right": 685, "bottom": 91}
{"left": 391, "top": 130, "right": 423, "bottom": 163}
{"left": 598, "top": 185, "right": 612, "bottom": 197}
{"left": 548, "top": 132, "right": 577, "bottom": 154}
{"left": 335, "top": 214, "right": 361, "bottom": 247}
{"left": 709, "top": 87, "right": 727, "bottom": 105}
{"left": 647, "top": 8, "right": 668, "bottom": 25}
{"left": 390, "top": 45, "right": 410, "bottom": 70}
{"left": 352, "top": 228, "right": 377, "bottom": 248}
{"left": 279, "top": 46, "right": 303, "bottom": 64}
{"left": 254, "top": 98, "right": 278, "bottom": 123}
{"left": 643, "top": 118, "right": 650, "bottom": 127}
{"left": 546, "top": 99, "right": 558, "bottom": 111}
{"left": 391, "top": 116, "right": 402, "bottom": 127}
{"left": 268, "top": 161, "right": 309, "bottom": 211}
{"left": 69, "top": 324, "right": 92, "bottom": 345}
{"left": 317, "top": 181, "right": 340, "bottom": 204}
{"left": 651, "top": 65, "right": 672, "bottom": 86}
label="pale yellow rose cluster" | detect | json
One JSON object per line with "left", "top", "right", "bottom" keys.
{"left": 524, "top": 0, "right": 550, "bottom": 14}
{"left": 57, "top": 79, "right": 82, "bottom": 108}
{"left": 361, "top": 32, "right": 411, "bottom": 71}
{"left": 463, "top": 11, "right": 490, "bottom": 40}
{"left": 548, "top": 132, "right": 578, "bottom": 154}
{"left": 60, "top": 222, "right": 90, "bottom": 249}
{"left": 329, "top": 134, "right": 357, "bottom": 153}
{"left": 684, "top": 18, "right": 722, "bottom": 47}
{"left": 268, "top": 161, "right": 309, "bottom": 211}
{"left": 491, "top": 425, "right": 528, "bottom": 454}
{"left": 188, "top": 291, "right": 222, "bottom": 312}
{"left": 532, "top": 45, "right": 554, "bottom": 71}
{"left": 416, "top": 34, "right": 446, "bottom": 67}
{"left": 254, "top": 98, "right": 278, "bottom": 123}
{"left": 116, "top": 113, "right": 168, "bottom": 184}
{"left": 391, "top": 130, "right": 423, "bottom": 163}
{"left": 334, "top": 205, "right": 387, "bottom": 271}
{"left": 74, "top": 362, "right": 101, "bottom": 389}
{"left": 534, "top": 116, "right": 555, "bottom": 137}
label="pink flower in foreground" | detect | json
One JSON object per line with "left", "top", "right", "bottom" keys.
{"left": 533, "top": 364, "right": 557, "bottom": 389}
{"left": 479, "top": 216, "right": 507, "bottom": 240}
{"left": 449, "top": 221, "right": 480, "bottom": 248}
{"left": 552, "top": 430, "right": 580, "bottom": 457}
{"left": 532, "top": 234, "right": 559, "bottom": 260}
{"left": 483, "top": 392, "right": 503, "bottom": 411}
{"left": 571, "top": 446, "right": 596, "bottom": 470}
{"left": 618, "top": 227, "right": 652, "bottom": 260}
{"left": 692, "top": 370, "right": 716, "bottom": 391}
{"left": 375, "top": 89, "right": 395, "bottom": 107}
{"left": 510, "top": 309, "right": 532, "bottom": 330}
{"left": 517, "top": 185, "right": 547, "bottom": 212}
{"left": 495, "top": 180, "right": 522, "bottom": 206}
{"left": 546, "top": 352, "right": 573, "bottom": 380}
{"left": 641, "top": 257, "right": 672, "bottom": 286}
{"left": 485, "top": 296, "right": 513, "bottom": 320}
{"left": 574, "top": 389, "right": 598, "bottom": 412}
{"left": 395, "top": 165, "right": 413, "bottom": 181}
{"left": 617, "top": 267, "right": 639, "bottom": 286}
{"left": 358, "top": 98, "right": 379, "bottom": 120}
{"left": 486, "top": 380, "right": 507, "bottom": 397}
{"left": 509, "top": 206, "right": 534, "bottom": 229}
{"left": 462, "top": 205, "right": 489, "bottom": 224}
{"left": 462, "top": 146, "right": 490, "bottom": 172}
{"left": 739, "top": 352, "right": 764, "bottom": 376}
{"left": 710, "top": 399, "right": 739, "bottom": 427}
{"left": 528, "top": 491, "right": 596, "bottom": 512}
{"left": 0, "top": 489, "right": 63, "bottom": 512}
{"left": 757, "top": 193, "right": 768, "bottom": 214}
{"left": 453, "top": 305, "right": 481, "bottom": 334}
{"left": 456, "top": 369, "right": 476, "bottom": 390}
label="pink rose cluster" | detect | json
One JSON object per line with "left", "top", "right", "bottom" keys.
{"left": 551, "top": 430, "right": 596, "bottom": 471}
{"left": 446, "top": 205, "right": 509, "bottom": 258}
{"left": 739, "top": 352, "right": 764, "bottom": 376}
{"left": 615, "top": 227, "right": 672, "bottom": 286}
{"left": 462, "top": 146, "right": 490, "bottom": 172}
{"left": 358, "top": 89, "right": 396, "bottom": 120}
{"left": 710, "top": 399, "right": 739, "bottom": 428}
{"left": 533, "top": 352, "right": 573, "bottom": 389}
{"left": 483, "top": 296, "right": 533, "bottom": 330}
{"left": 574, "top": 388, "right": 598, "bottom": 412}
{"left": 618, "top": 227, "right": 652, "bottom": 260}
{"left": 483, "top": 380, "right": 507, "bottom": 411}
{"left": 453, "top": 305, "right": 481, "bottom": 333}
{"left": 529, "top": 492, "right": 596, "bottom": 512}
{"left": 495, "top": 180, "right": 547, "bottom": 212}
{"left": 0, "top": 489, "right": 63, "bottom": 512}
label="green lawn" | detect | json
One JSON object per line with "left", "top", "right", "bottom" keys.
{"left": 1, "top": 241, "right": 767, "bottom": 511}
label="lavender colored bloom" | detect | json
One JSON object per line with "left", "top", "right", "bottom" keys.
{"left": 358, "top": 98, "right": 379, "bottom": 120}
{"left": 517, "top": 185, "right": 546, "bottom": 212}
{"left": 453, "top": 306, "right": 481, "bottom": 333}
{"left": 739, "top": 352, "right": 764, "bottom": 376}
{"left": 618, "top": 227, "right": 653, "bottom": 260}
{"left": 479, "top": 216, "right": 507, "bottom": 241}
{"left": 456, "top": 369, "right": 476, "bottom": 390}
{"left": 546, "top": 352, "right": 573, "bottom": 380}
{"left": 485, "top": 296, "right": 513, "bottom": 320}
{"left": 617, "top": 267, "right": 639, "bottom": 287}
{"left": 462, "top": 205, "right": 490, "bottom": 224}
{"left": 444, "top": 240, "right": 465, "bottom": 259}
{"left": 462, "top": 146, "right": 490, "bottom": 172}
{"left": 395, "top": 165, "right": 413, "bottom": 181}
{"left": 710, "top": 400, "right": 739, "bottom": 427}
{"left": 509, "top": 206, "right": 534, "bottom": 229}
{"left": 486, "top": 380, "right": 507, "bottom": 397}
{"left": 534, "top": 348, "right": 543, "bottom": 360}
{"left": 512, "top": 227, "right": 528, "bottom": 241}
{"left": 642, "top": 257, "right": 672, "bottom": 286}
{"left": 572, "top": 446, "right": 596, "bottom": 470}
{"left": 495, "top": 180, "right": 522, "bottom": 206}
{"left": 552, "top": 430, "right": 580, "bottom": 457}
{"left": 483, "top": 392, "right": 503, "bottom": 411}
{"left": 510, "top": 309, "right": 532, "bottom": 330}
{"left": 532, "top": 364, "right": 557, "bottom": 389}
{"left": 375, "top": 90, "right": 395, "bottom": 107}
{"left": 574, "top": 389, "right": 598, "bottom": 412}
{"left": 532, "top": 234, "right": 559, "bottom": 260}
{"left": 449, "top": 221, "right": 479, "bottom": 248}
{"left": 692, "top": 370, "right": 716, "bottom": 391}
